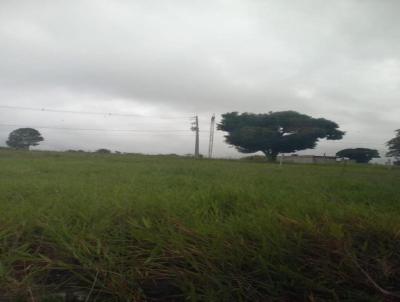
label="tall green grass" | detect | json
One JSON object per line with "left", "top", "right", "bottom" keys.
{"left": 0, "top": 150, "right": 399, "bottom": 301}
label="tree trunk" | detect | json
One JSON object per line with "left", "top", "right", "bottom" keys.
{"left": 262, "top": 151, "right": 278, "bottom": 162}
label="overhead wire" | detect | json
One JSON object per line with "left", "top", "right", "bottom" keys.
{"left": 0, "top": 123, "right": 208, "bottom": 133}
{"left": 0, "top": 105, "right": 192, "bottom": 119}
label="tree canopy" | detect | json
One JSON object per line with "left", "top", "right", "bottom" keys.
{"left": 6, "top": 128, "right": 44, "bottom": 150}
{"left": 218, "top": 111, "right": 344, "bottom": 161}
{"left": 336, "top": 148, "right": 380, "bottom": 163}
{"left": 386, "top": 129, "right": 400, "bottom": 161}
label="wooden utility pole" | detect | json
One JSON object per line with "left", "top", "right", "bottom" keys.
{"left": 191, "top": 116, "right": 200, "bottom": 158}
{"left": 208, "top": 114, "right": 215, "bottom": 158}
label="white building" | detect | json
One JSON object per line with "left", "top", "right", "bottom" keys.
{"left": 279, "top": 154, "right": 337, "bottom": 164}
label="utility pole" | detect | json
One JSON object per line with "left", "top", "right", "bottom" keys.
{"left": 191, "top": 116, "right": 200, "bottom": 158}
{"left": 208, "top": 114, "right": 215, "bottom": 158}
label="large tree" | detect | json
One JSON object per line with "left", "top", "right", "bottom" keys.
{"left": 386, "top": 129, "right": 400, "bottom": 164}
{"left": 336, "top": 148, "right": 380, "bottom": 163}
{"left": 6, "top": 128, "right": 44, "bottom": 150}
{"left": 217, "top": 111, "right": 344, "bottom": 161}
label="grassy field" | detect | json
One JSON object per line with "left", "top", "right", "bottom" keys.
{"left": 0, "top": 150, "right": 399, "bottom": 301}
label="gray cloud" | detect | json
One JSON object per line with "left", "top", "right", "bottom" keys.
{"left": 0, "top": 0, "right": 399, "bottom": 159}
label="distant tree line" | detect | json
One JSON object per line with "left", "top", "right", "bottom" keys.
{"left": 3, "top": 118, "right": 400, "bottom": 165}
{"left": 218, "top": 111, "right": 399, "bottom": 164}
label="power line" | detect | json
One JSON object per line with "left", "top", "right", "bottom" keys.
{"left": 320, "top": 140, "right": 387, "bottom": 145}
{"left": 0, "top": 123, "right": 207, "bottom": 133}
{"left": 0, "top": 105, "right": 191, "bottom": 119}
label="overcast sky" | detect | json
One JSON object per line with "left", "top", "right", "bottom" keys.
{"left": 0, "top": 0, "right": 399, "bottom": 160}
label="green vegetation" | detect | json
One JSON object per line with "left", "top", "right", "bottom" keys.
{"left": 6, "top": 128, "right": 44, "bottom": 150}
{"left": 218, "top": 111, "right": 344, "bottom": 161}
{"left": 0, "top": 150, "right": 399, "bottom": 301}
{"left": 336, "top": 148, "right": 380, "bottom": 164}
{"left": 387, "top": 129, "right": 400, "bottom": 165}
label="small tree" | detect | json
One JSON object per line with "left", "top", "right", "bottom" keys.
{"left": 218, "top": 111, "right": 344, "bottom": 161}
{"left": 6, "top": 128, "right": 44, "bottom": 150}
{"left": 386, "top": 129, "right": 400, "bottom": 164}
{"left": 336, "top": 148, "right": 380, "bottom": 163}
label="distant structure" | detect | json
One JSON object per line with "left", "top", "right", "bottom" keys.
{"left": 191, "top": 116, "right": 200, "bottom": 158}
{"left": 208, "top": 114, "right": 215, "bottom": 158}
{"left": 279, "top": 154, "right": 337, "bottom": 164}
